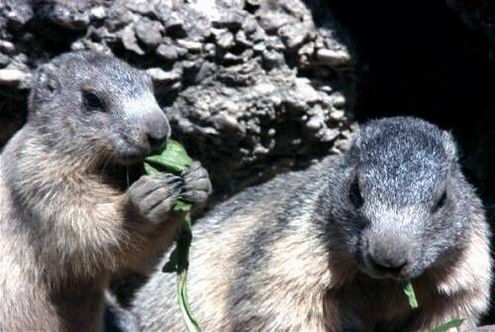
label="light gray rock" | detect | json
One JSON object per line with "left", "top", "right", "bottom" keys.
{"left": 135, "top": 17, "right": 163, "bottom": 48}
{"left": 0, "top": 69, "right": 28, "bottom": 86}
{"left": 120, "top": 24, "right": 145, "bottom": 55}
{"left": 316, "top": 48, "right": 352, "bottom": 66}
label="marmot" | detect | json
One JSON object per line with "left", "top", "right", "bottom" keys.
{"left": 131, "top": 117, "right": 491, "bottom": 331}
{"left": 0, "top": 51, "right": 211, "bottom": 331}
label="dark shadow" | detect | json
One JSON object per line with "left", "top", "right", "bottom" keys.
{"left": 309, "top": 0, "right": 495, "bottom": 324}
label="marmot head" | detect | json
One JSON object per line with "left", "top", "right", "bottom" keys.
{"left": 318, "top": 117, "right": 474, "bottom": 281}
{"left": 27, "top": 51, "right": 170, "bottom": 165}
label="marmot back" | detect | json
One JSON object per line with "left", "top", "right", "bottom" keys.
{"left": 0, "top": 51, "right": 211, "bottom": 331}
{"left": 131, "top": 117, "right": 491, "bottom": 331}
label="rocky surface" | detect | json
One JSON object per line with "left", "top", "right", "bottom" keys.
{"left": 0, "top": 0, "right": 356, "bottom": 198}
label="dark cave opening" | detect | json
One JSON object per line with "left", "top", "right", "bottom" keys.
{"left": 328, "top": 0, "right": 495, "bottom": 323}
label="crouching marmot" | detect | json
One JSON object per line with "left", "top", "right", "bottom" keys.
{"left": 0, "top": 51, "right": 211, "bottom": 331}
{"left": 131, "top": 117, "right": 491, "bottom": 331}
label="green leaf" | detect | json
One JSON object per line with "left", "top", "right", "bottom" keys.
{"left": 403, "top": 282, "right": 419, "bottom": 309}
{"left": 144, "top": 163, "right": 161, "bottom": 176}
{"left": 145, "top": 139, "right": 193, "bottom": 174}
{"left": 176, "top": 214, "right": 200, "bottom": 331}
{"left": 162, "top": 248, "right": 178, "bottom": 273}
{"left": 178, "top": 269, "right": 201, "bottom": 332}
{"left": 432, "top": 319, "right": 464, "bottom": 332}
{"left": 174, "top": 201, "right": 192, "bottom": 212}
{"left": 144, "top": 139, "right": 200, "bottom": 332}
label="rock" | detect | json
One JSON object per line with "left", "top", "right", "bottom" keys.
{"left": 212, "top": 10, "right": 245, "bottom": 29}
{"left": 39, "top": 2, "right": 90, "bottom": 30}
{"left": 0, "top": 69, "right": 28, "bottom": 86}
{"left": 330, "top": 110, "right": 345, "bottom": 120}
{"left": 223, "top": 52, "right": 244, "bottom": 64}
{"left": 211, "top": 112, "right": 242, "bottom": 131}
{"left": 253, "top": 43, "right": 266, "bottom": 52}
{"left": 216, "top": 31, "right": 234, "bottom": 49}
{"left": 163, "top": 14, "right": 187, "bottom": 38}
{"left": 262, "top": 50, "right": 284, "bottom": 69}
{"left": 0, "top": 40, "right": 15, "bottom": 54}
{"left": 306, "top": 113, "right": 324, "bottom": 130}
{"left": 265, "top": 36, "right": 285, "bottom": 51}
{"left": 176, "top": 39, "right": 202, "bottom": 53}
{"left": 105, "top": 5, "right": 134, "bottom": 31}
{"left": 147, "top": 68, "right": 182, "bottom": 83}
{"left": 89, "top": 7, "right": 106, "bottom": 21}
{"left": 331, "top": 93, "right": 346, "bottom": 109}
{"left": 316, "top": 49, "right": 351, "bottom": 66}
{"left": 278, "top": 23, "right": 310, "bottom": 49}
{"left": 125, "top": 0, "right": 155, "bottom": 17}
{"left": 119, "top": 24, "right": 145, "bottom": 55}
{"left": 156, "top": 44, "right": 180, "bottom": 61}
{"left": 4, "top": 0, "right": 33, "bottom": 28}
{"left": 258, "top": 11, "right": 295, "bottom": 33}
{"left": 321, "top": 128, "right": 340, "bottom": 142}
{"left": 204, "top": 43, "right": 216, "bottom": 57}
{"left": 241, "top": 16, "right": 259, "bottom": 35}
{"left": 288, "top": 78, "right": 321, "bottom": 106}
{"left": 71, "top": 40, "right": 85, "bottom": 51}
{"left": 135, "top": 17, "right": 163, "bottom": 48}
{"left": 235, "top": 30, "right": 252, "bottom": 47}
{"left": 193, "top": 61, "right": 215, "bottom": 83}
{"left": 0, "top": 53, "right": 10, "bottom": 68}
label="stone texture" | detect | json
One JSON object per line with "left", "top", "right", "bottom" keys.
{"left": 0, "top": 0, "right": 356, "bottom": 198}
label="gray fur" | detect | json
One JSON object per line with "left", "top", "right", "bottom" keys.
{"left": 28, "top": 51, "right": 170, "bottom": 164}
{"left": 131, "top": 117, "right": 491, "bottom": 331}
{"left": 0, "top": 51, "right": 211, "bottom": 331}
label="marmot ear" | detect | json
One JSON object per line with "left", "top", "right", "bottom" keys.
{"left": 28, "top": 63, "right": 60, "bottom": 111}
{"left": 442, "top": 130, "right": 458, "bottom": 161}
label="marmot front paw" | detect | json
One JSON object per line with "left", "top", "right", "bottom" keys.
{"left": 128, "top": 173, "right": 183, "bottom": 224}
{"left": 180, "top": 161, "right": 212, "bottom": 205}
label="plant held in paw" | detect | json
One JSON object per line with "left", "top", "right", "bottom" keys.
{"left": 404, "top": 282, "right": 463, "bottom": 331}
{"left": 144, "top": 139, "right": 200, "bottom": 332}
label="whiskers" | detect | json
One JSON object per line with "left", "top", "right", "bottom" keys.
{"left": 99, "top": 154, "right": 113, "bottom": 179}
{"left": 93, "top": 146, "right": 144, "bottom": 189}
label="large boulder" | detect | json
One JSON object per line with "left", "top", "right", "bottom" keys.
{"left": 0, "top": 0, "right": 356, "bottom": 197}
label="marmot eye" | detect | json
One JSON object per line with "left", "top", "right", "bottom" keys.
{"left": 83, "top": 91, "right": 105, "bottom": 111}
{"left": 349, "top": 177, "right": 364, "bottom": 209}
{"left": 432, "top": 190, "right": 447, "bottom": 213}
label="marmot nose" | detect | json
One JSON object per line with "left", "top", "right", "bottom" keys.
{"left": 145, "top": 111, "right": 170, "bottom": 152}
{"left": 148, "top": 133, "right": 167, "bottom": 152}
{"left": 367, "top": 253, "right": 408, "bottom": 274}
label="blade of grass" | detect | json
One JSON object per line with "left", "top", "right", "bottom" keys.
{"left": 176, "top": 214, "right": 200, "bottom": 332}
{"left": 403, "top": 282, "right": 419, "bottom": 309}
{"left": 404, "top": 282, "right": 463, "bottom": 331}
{"left": 431, "top": 319, "right": 464, "bottom": 332}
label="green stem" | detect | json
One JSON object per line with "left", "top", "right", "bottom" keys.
{"left": 176, "top": 213, "right": 201, "bottom": 332}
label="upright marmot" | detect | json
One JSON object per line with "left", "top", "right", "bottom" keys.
{"left": 0, "top": 51, "right": 211, "bottom": 331}
{"left": 131, "top": 117, "right": 491, "bottom": 331}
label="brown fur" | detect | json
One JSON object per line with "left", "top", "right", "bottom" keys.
{"left": 0, "top": 125, "right": 182, "bottom": 330}
{"left": 0, "top": 52, "right": 211, "bottom": 331}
